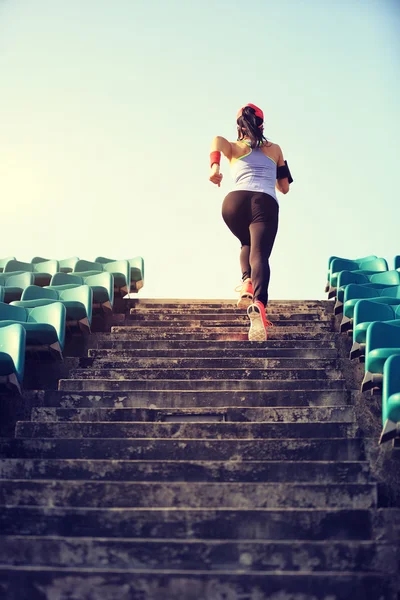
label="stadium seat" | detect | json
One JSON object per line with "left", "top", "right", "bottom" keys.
{"left": 0, "top": 273, "right": 35, "bottom": 303}
{"left": 0, "top": 323, "right": 26, "bottom": 394}
{"left": 0, "top": 301, "right": 66, "bottom": 358}
{"left": 350, "top": 301, "right": 400, "bottom": 359}
{"left": 340, "top": 285, "right": 400, "bottom": 333}
{"left": 361, "top": 321, "right": 400, "bottom": 393}
{"left": 325, "top": 255, "right": 377, "bottom": 293}
{"left": 12, "top": 284, "right": 92, "bottom": 333}
{"left": 50, "top": 272, "right": 114, "bottom": 312}
{"left": 96, "top": 256, "right": 144, "bottom": 292}
{"left": 4, "top": 259, "right": 59, "bottom": 286}
{"left": 327, "top": 257, "right": 388, "bottom": 299}
{"left": 74, "top": 259, "right": 130, "bottom": 296}
{"left": 380, "top": 354, "right": 400, "bottom": 444}
{"left": 335, "top": 270, "right": 400, "bottom": 314}
{"left": 0, "top": 257, "right": 16, "bottom": 273}
{"left": 31, "top": 256, "right": 79, "bottom": 274}
{"left": 395, "top": 256, "right": 400, "bottom": 270}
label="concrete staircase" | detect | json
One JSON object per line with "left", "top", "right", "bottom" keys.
{"left": 0, "top": 299, "right": 398, "bottom": 599}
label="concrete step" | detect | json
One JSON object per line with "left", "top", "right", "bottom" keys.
{"left": 0, "top": 506, "right": 385, "bottom": 540}
{"left": 129, "top": 299, "right": 332, "bottom": 309}
{"left": 0, "top": 459, "right": 371, "bottom": 483}
{"left": 80, "top": 357, "right": 342, "bottom": 370}
{"left": 42, "top": 389, "right": 352, "bottom": 408}
{"left": 14, "top": 421, "right": 356, "bottom": 440}
{"left": 0, "top": 537, "right": 395, "bottom": 573}
{"left": 88, "top": 347, "right": 339, "bottom": 359}
{"left": 129, "top": 309, "right": 330, "bottom": 320}
{"left": 91, "top": 338, "right": 338, "bottom": 349}
{"left": 0, "top": 480, "right": 377, "bottom": 509}
{"left": 110, "top": 328, "right": 334, "bottom": 340}
{"left": 66, "top": 367, "right": 344, "bottom": 381}
{"left": 0, "top": 568, "right": 395, "bottom": 600}
{"left": 31, "top": 406, "right": 355, "bottom": 423}
{"left": 58, "top": 378, "right": 347, "bottom": 392}
{"left": 0, "top": 438, "right": 366, "bottom": 461}
{"left": 117, "top": 320, "right": 332, "bottom": 330}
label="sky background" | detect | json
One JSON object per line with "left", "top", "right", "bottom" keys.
{"left": 0, "top": 0, "right": 399, "bottom": 300}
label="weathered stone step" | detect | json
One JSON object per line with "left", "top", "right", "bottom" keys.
{"left": 81, "top": 357, "right": 341, "bottom": 370}
{"left": 0, "top": 568, "right": 394, "bottom": 600}
{"left": 14, "top": 421, "right": 356, "bottom": 440}
{"left": 67, "top": 367, "right": 344, "bottom": 381}
{"left": 31, "top": 406, "right": 354, "bottom": 423}
{"left": 0, "top": 459, "right": 371, "bottom": 483}
{"left": 91, "top": 338, "right": 337, "bottom": 350}
{"left": 130, "top": 299, "right": 332, "bottom": 309}
{"left": 59, "top": 378, "right": 347, "bottom": 392}
{"left": 0, "top": 480, "right": 377, "bottom": 509}
{"left": 118, "top": 320, "right": 332, "bottom": 330}
{"left": 0, "top": 506, "right": 387, "bottom": 540}
{"left": 42, "top": 389, "right": 351, "bottom": 409}
{"left": 110, "top": 327, "right": 333, "bottom": 340}
{"left": 0, "top": 438, "right": 366, "bottom": 461}
{"left": 58, "top": 378, "right": 346, "bottom": 392}
{"left": 88, "top": 347, "right": 339, "bottom": 359}
{"left": 0, "top": 537, "right": 394, "bottom": 573}
{"left": 129, "top": 310, "right": 329, "bottom": 321}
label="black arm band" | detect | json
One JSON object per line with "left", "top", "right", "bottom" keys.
{"left": 277, "top": 160, "right": 293, "bottom": 184}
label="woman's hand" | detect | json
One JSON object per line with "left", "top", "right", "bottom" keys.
{"left": 209, "top": 164, "right": 223, "bottom": 187}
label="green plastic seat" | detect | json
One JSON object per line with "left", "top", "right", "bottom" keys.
{"left": 4, "top": 259, "right": 59, "bottom": 287}
{"left": 350, "top": 301, "right": 400, "bottom": 359}
{"left": 395, "top": 256, "right": 400, "bottom": 270}
{"left": 0, "top": 257, "right": 16, "bottom": 273}
{"left": 335, "top": 270, "right": 400, "bottom": 314}
{"left": 73, "top": 259, "right": 103, "bottom": 279}
{"left": 361, "top": 321, "right": 400, "bottom": 393}
{"left": 380, "top": 354, "right": 400, "bottom": 444}
{"left": 50, "top": 272, "right": 113, "bottom": 311}
{"left": 12, "top": 284, "right": 92, "bottom": 332}
{"left": 327, "top": 257, "right": 388, "bottom": 299}
{"left": 341, "top": 284, "right": 400, "bottom": 332}
{"left": 0, "top": 273, "right": 35, "bottom": 303}
{"left": 325, "top": 255, "right": 377, "bottom": 293}
{"left": 32, "top": 256, "right": 79, "bottom": 274}
{"left": 75, "top": 259, "right": 130, "bottom": 296}
{"left": 96, "top": 256, "right": 144, "bottom": 292}
{"left": 0, "top": 301, "right": 66, "bottom": 357}
{"left": 0, "top": 323, "right": 26, "bottom": 394}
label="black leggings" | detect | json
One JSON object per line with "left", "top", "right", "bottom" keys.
{"left": 222, "top": 190, "right": 279, "bottom": 306}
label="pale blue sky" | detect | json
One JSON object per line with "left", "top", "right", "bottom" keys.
{"left": 1, "top": 0, "right": 399, "bottom": 299}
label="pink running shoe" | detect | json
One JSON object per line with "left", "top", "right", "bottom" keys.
{"left": 247, "top": 300, "right": 273, "bottom": 341}
{"left": 235, "top": 279, "right": 254, "bottom": 309}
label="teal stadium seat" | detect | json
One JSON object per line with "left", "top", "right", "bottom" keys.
{"left": 0, "top": 323, "right": 26, "bottom": 394}
{"left": 395, "top": 256, "right": 400, "bottom": 270}
{"left": 325, "top": 255, "right": 377, "bottom": 293}
{"left": 0, "top": 273, "right": 35, "bottom": 303}
{"left": 340, "top": 284, "right": 400, "bottom": 333}
{"left": 96, "top": 256, "right": 144, "bottom": 292}
{"left": 380, "top": 354, "right": 400, "bottom": 444}
{"left": 31, "top": 256, "right": 79, "bottom": 274}
{"left": 0, "top": 257, "right": 16, "bottom": 273}
{"left": 74, "top": 259, "right": 130, "bottom": 297}
{"left": 335, "top": 270, "right": 400, "bottom": 314}
{"left": 0, "top": 301, "right": 66, "bottom": 358}
{"left": 361, "top": 321, "right": 400, "bottom": 393}
{"left": 4, "top": 259, "right": 59, "bottom": 287}
{"left": 50, "top": 272, "right": 114, "bottom": 312}
{"left": 12, "top": 284, "right": 92, "bottom": 333}
{"left": 327, "top": 257, "right": 388, "bottom": 299}
{"left": 350, "top": 300, "right": 400, "bottom": 359}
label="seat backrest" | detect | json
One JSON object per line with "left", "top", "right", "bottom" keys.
{"left": 344, "top": 284, "right": 378, "bottom": 303}
{"left": 381, "top": 285, "right": 400, "bottom": 299}
{"left": 337, "top": 271, "right": 369, "bottom": 288}
{"left": 0, "top": 256, "right": 16, "bottom": 271}
{"left": 33, "top": 260, "right": 59, "bottom": 275}
{"left": 367, "top": 321, "right": 400, "bottom": 351}
{"left": 4, "top": 260, "right": 33, "bottom": 273}
{"left": 370, "top": 270, "right": 400, "bottom": 286}
{"left": 5, "top": 272, "right": 35, "bottom": 289}
{"left": 74, "top": 260, "right": 103, "bottom": 273}
{"left": 51, "top": 273, "right": 84, "bottom": 286}
{"left": 359, "top": 258, "right": 388, "bottom": 272}
{"left": 0, "top": 286, "right": 4, "bottom": 303}
{"left": 59, "top": 257, "right": 80, "bottom": 273}
{"left": 383, "top": 354, "right": 400, "bottom": 407}
{"left": 95, "top": 256, "right": 114, "bottom": 264}
{"left": 0, "top": 302, "right": 27, "bottom": 322}
{"left": 330, "top": 258, "right": 359, "bottom": 274}
{"left": 31, "top": 256, "right": 50, "bottom": 264}
{"left": 22, "top": 285, "right": 58, "bottom": 301}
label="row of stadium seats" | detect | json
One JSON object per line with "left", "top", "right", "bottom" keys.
{"left": 326, "top": 254, "right": 400, "bottom": 445}
{"left": 0, "top": 255, "right": 144, "bottom": 295}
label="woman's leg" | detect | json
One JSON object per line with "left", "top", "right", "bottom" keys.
{"left": 249, "top": 194, "right": 279, "bottom": 306}
{"left": 222, "top": 191, "right": 252, "bottom": 280}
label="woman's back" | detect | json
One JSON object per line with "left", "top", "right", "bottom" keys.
{"left": 230, "top": 140, "right": 280, "bottom": 200}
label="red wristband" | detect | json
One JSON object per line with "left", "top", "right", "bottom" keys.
{"left": 210, "top": 151, "right": 221, "bottom": 168}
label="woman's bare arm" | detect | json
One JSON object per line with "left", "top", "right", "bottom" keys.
{"left": 275, "top": 144, "right": 290, "bottom": 194}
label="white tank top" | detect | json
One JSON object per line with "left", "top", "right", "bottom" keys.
{"left": 230, "top": 141, "right": 278, "bottom": 203}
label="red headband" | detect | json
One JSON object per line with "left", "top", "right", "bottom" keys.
{"left": 236, "top": 103, "right": 264, "bottom": 121}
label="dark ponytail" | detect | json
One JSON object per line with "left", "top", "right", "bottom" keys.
{"left": 237, "top": 105, "right": 267, "bottom": 149}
